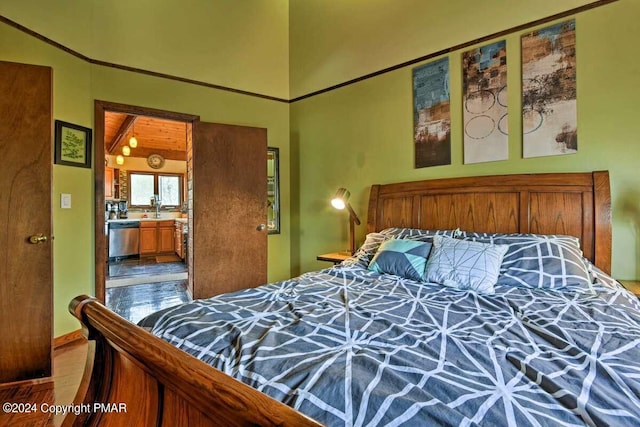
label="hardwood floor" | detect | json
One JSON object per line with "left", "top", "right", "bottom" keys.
{"left": 0, "top": 260, "right": 192, "bottom": 426}
{"left": 106, "top": 279, "right": 191, "bottom": 324}
{"left": 0, "top": 340, "right": 87, "bottom": 427}
{"left": 106, "top": 257, "right": 191, "bottom": 324}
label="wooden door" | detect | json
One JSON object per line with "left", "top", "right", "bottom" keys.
{"left": 0, "top": 61, "right": 52, "bottom": 383}
{"left": 192, "top": 123, "right": 267, "bottom": 299}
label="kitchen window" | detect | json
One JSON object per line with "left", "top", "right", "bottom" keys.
{"left": 128, "top": 172, "right": 184, "bottom": 208}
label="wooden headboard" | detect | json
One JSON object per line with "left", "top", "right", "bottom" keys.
{"left": 367, "top": 171, "right": 612, "bottom": 274}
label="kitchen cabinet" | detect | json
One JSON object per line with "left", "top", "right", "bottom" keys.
{"left": 105, "top": 167, "right": 119, "bottom": 199}
{"left": 175, "top": 221, "right": 185, "bottom": 259}
{"left": 139, "top": 222, "right": 157, "bottom": 255}
{"left": 175, "top": 222, "right": 182, "bottom": 259}
{"left": 158, "top": 221, "right": 175, "bottom": 253}
{"left": 105, "top": 167, "right": 114, "bottom": 199}
{"left": 140, "top": 220, "right": 175, "bottom": 256}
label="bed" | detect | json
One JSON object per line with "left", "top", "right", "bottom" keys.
{"left": 66, "top": 171, "right": 640, "bottom": 426}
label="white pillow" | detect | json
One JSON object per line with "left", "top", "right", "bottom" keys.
{"left": 425, "top": 235, "right": 508, "bottom": 294}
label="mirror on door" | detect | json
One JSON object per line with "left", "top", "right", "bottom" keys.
{"left": 267, "top": 147, "right": 280, "bottom": 234}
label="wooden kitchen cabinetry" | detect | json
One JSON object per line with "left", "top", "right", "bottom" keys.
{"left": 158, "top": 221, "right": 175, "bottom": 253}
{"left": 175, "top": 221, "right": 185, "bottom": 259}
{"left": 105, "top": 167, "right": 119, "bottom": 199}
{"left": 105, "top": 167, "right": 114, "bottom": 199}
{"left": 140, "top": 220, "right": 175, "bottom": 256}
{"left": 140, "top": 222, "right": 158, "bottom": 255}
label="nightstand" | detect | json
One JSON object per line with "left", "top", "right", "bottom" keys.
{"left": 317, "top": 252, "right": 352, "bottom": 265}
{"left": 619, "top": 280, "right": 640, "bottom": 297}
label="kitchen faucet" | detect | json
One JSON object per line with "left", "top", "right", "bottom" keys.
{"left": 151, "top": 195, "right": 162, "bottom": 218}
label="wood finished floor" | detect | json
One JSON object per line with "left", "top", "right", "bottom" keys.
{"left": 0, "top": 341, "right": 87, "bottom": 427}
{"left": 106, "top": 280, "right": 191, "bottom": 324}
{"left": 106, "top": 257, "right": 191, "bottom": 324}
{"left": 0, "top": 260, "right": 191, "bottom": 426}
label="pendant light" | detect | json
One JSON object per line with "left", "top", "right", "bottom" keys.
{"left": 122, "top": 145, "right": 131, "bottom": 156}
{"left": 116, "top": 155, "right": 125, "bottom": 165}
{"left": 129, "top": 120, "right": 138, "bottom": 148}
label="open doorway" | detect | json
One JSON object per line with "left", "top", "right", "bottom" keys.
{"left": 94, "top": 101, "right": 199, "bottom": 324}
{"left": 95, "top": 100, "right": 269, "bottom": 324}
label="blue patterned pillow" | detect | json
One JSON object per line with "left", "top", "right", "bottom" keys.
{"left": 368, "top": 239, "right": 432, "bottom": 281}
{"left": 344, "top": 228, "right": 455, "bottom": 268}
{"left": 463, "top": 233, "right": 591, "bottom": 290}
{"left": 425, "top": 236, "right": 508, "bottom": 294}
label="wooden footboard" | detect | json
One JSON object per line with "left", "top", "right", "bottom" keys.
{"left": 64, "top": 295, "right": 323, "bottom": 427}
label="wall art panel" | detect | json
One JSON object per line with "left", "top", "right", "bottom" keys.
{"left": 522, "top": 19, "right": 577, "bottom": 158}
{"left": 413, "top": 58, "right": 451, "bottom": 168}
{"left": 462, "top": 40, "right": 508, "bottom": 164}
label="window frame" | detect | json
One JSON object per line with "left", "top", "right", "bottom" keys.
{"left": 127, "top": 171, "right": 184, "bottom": 209}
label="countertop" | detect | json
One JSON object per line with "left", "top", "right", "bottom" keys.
{"left": 107, "top": 217, "right": 188, "bottom": 223}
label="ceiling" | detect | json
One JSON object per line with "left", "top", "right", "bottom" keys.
{"left": 104, "top": 112, "right": 188, "bottom": 161}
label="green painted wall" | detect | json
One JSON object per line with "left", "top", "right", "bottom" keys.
{"left": 289, "top": 0, "right": 599, "bottom": 98}
{"left": 0, "top": 17, "right": 292, "bottom": 337}
{"left": 1, "top": 0, "right": 290, "bottom": 99}
{"left": 290, "top": 0, "right": 640, "bottom": 280}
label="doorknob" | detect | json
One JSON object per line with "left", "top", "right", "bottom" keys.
{"left": 256, "top": 224, "right": 266, "bottom": 231}
{"left": 29, "top": 234, "right": 48, "bottom": 244}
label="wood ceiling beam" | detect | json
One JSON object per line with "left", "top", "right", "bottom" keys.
{"left": 107, "top": 115, "right": 137, "bottom": 154}
{"left": 129, "top": 147, "right": 186, "bottom": 162}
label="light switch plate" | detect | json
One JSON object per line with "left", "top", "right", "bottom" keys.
{"left": 61, "top": 193, "right": 72, "bottom": 209}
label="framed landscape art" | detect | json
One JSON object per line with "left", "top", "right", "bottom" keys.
{"left": 54, "top": 120, "right": 92, "bottom": 168}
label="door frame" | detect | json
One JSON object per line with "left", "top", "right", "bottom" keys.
{"left": 94, "top": 100, "right": 199, "bottom": 302}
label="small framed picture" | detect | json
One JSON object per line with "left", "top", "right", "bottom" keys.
{"left": 54, "top": 120, "right": 92, "bottom": 168}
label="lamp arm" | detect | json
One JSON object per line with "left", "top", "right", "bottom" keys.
{"left": 346, "top": 203, "right": 361, "bottom": 225}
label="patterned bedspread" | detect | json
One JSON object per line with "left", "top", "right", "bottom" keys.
{"left": 147, "top": 265, "right": 640, "bottom": 426}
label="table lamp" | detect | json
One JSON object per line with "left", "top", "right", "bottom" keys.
{"left": 331, "top": 188, "right": 361, "bottom": 254}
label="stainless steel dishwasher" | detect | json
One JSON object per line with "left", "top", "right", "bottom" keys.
{"left": 108, "top": 221, "right": 140, "bottom": 259}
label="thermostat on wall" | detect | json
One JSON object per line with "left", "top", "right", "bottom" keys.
{"left": 61, "top": 193, "right": 71, "bottom": 209}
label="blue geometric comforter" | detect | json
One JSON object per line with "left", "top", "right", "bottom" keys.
{"left": 148, "top": 264, "right": 640, "bottom": 426}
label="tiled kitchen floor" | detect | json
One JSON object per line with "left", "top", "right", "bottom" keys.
{"left": 106, "top": 279, "right": 191, "bottom": 325}
{"left": 108, "top": 257, "right": 187, "bottom": 278}
{"left": 106, "top": 257, "right": 191, "bottom": 324}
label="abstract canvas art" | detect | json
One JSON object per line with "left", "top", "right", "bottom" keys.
{"left": 521, "top": 20, "right": 577, "bottom": 158}
{"left": 413, "top": 58, "right": 451, "bottom": 168}
{"left": 462, "top": 40, "right": 508, "bottom": 164}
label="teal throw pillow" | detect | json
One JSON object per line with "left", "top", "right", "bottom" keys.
{"left": 368, "top": 239, "right": 432, "bottom": 282}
